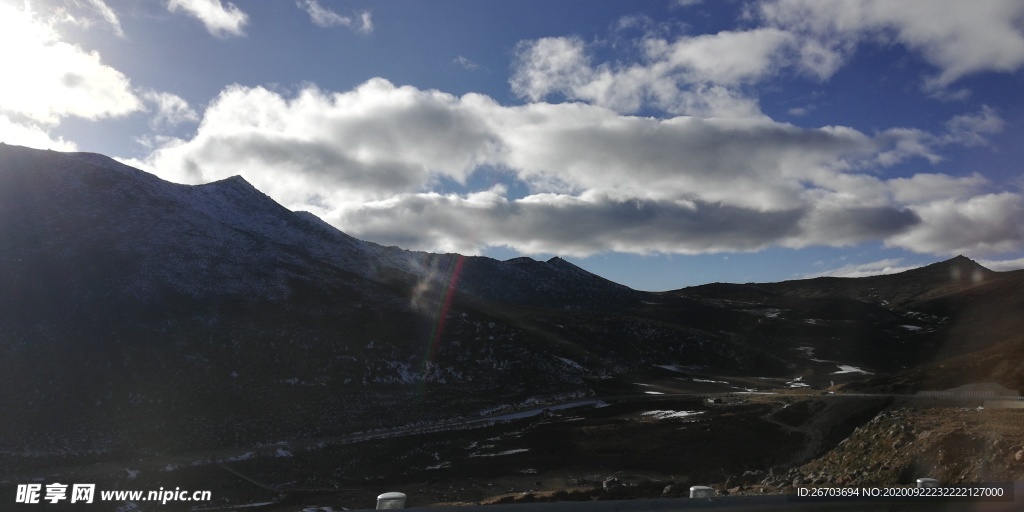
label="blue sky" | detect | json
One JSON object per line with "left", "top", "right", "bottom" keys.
{"left": 3, "top": 0, "right": 1024, "bottom": 290}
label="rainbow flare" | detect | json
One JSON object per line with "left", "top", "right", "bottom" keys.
{"left": 418, "top": 254, "right": 466, "bottom": 393}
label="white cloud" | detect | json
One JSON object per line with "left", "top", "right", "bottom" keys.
{"left": 644, "top": 28, "right": 794, "bottom": 85}
{"left": 943, "top": 105, "right": 1005, "bottom": 146}
{"left": 510, "top": 37, "right": 591, "bottom": 102}
{"left": 167, "top": 0, "right": 248, "bottom": 38}
{"left": 0, "top": 2, "right": 141, "bottom": 125}
{"left": 142, "top": 91, "right": 199, "bottom": 129}
{"left": 977, "top": 257, "right": 1024, "bottom": 272}
{"left": 760, "top": 0, "right": 1024, "bottom": 90}
{"left": 488, "top": 109, "right": 877, "bottom": 212}
{"left": 358, "top": 11, "right": 373, "bottom": 34}
{"left": 454, "top": 55, "right": 479, "bottom": 70}
{"left": 128, "top": 79, "right": 1024, "bottom": 259}
{"left": 614, "top": 14, "right": 654, "bottom": 32}
{"left": 292, "top": 1, "right": 371, "bottom": 33}
{"left": 887, "top": 173, "right": 988, "bottom": 204}
{"left": 49, "top": 0, "right": 125, "bottom": 36}
{"left": 788, "top": 106, "right": 810, "bottom": 117}
{"left": 792, "top": 37, "right": 848, "bottom": 81}
{"left": 510, "top": 32, "right": 786, "bottom": 118}
{"left": 296, "top": 0, "right": 349, "bottom": 28}
{"left": 887, "top": 193, "right": 1024, "bottom": 255}
{"left": 0, "top": 114, "right": 77, "bottom": 151}
{"left": 38, "top": 0, "right": 125, "bottom": 36}
{"left": 342, "top": 191, "right": 809, "bottom": 257}
{"left": 867, "top": 107, "right": 1004, "bottom": 168}
{"left": 511, "top": 1, "right": 1024, "bottom": 117}
{"left": 872, "top": 128, "right": 942, "bottom": 167}
{"left": 808, "top": 258, "right": 918, "bottom": 278}
{"left": 137, "top": 80, "right": 498, "bottom": 204}
{"left": 84, "top": 0, "right": 123, "bottom": 36}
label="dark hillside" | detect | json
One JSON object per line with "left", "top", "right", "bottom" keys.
{"left": 1, "top": 144, "right": 1021, "bottom": 484}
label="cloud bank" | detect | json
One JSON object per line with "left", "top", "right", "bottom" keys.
{"left": 132, "top": 79, "right": 1023, "bottom": 259}
{"left": 4, "top": 0, "right": 1022, "bottom": 266}
{"left": 759, "top": 0, "right": 1024, "bottom": 92}
{"left": 510, "top": 0, "right": 1024, "bottom": 116}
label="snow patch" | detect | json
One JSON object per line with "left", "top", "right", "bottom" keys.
{"left": 693, "top": 378, "right": 729, "bottom": 384}
{"left": 226, "top": 452, "right": 256, "bottom": 462}
{"left": 832, "top": 365, "right": 873, "bottom": 375}
{"left": 488, "top": 400, "right": 606, "bottom": 421}
{"left": 654, "top": 364, "right": 685, "bottom": 373}
{"left": 556, "top": 357, "right": 585, "bottom": 371}
{"left": 470, "top": 448, "right": 530, "bottom": 457}
{"left": 641, "top": 410, "right": 705, "bottom": 420}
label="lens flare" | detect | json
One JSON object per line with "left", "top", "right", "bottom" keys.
{"left": 418, "top": 254, "right": 466, "bottom": 394}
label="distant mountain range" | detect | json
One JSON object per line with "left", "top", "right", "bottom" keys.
{"left": 1, "top": 143, "right": 1020, "bottom": 471}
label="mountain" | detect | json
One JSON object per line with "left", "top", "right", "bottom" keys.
{"left": 680, "top": 254, "right": 1024, "bottom": 393}
{"left": 760, "top": 255, "right": 998, "bottom": 307}
{"left": 0, "top": 144, "right": 683, "bottom": 467}
{"left": 0, "top": 143, "right": 1020, "bottom": 476}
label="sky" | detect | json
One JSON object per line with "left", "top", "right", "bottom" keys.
{"left": 2, "top": 0, "right": 1024, "bottom": 291}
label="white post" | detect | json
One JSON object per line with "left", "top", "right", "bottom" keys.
{"left": 689, "top": 486, "right": 714, "bottom": 498}
{"left": 377, "top": 492, "right": 407, "bottom": 509}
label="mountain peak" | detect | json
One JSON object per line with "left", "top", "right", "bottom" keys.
{"left": 546, "top": 256, "right": 581, "bottom": 273}
{"left": 207, "top": 174, "right": 256, "bottom": 190}
{"left": 921, "top": 255, "right": 992, "bottom": 275}
{"left": 198, "top": 174, "right": 274, "bottom": 205}
{"left": 949, "top": 254, "right": 983, "bottom": 266}
{"left": 217, "top": 174, "right": 250, "bottom": 184}
{"left": 544, "top": 256, "right": 614, "bottom": 284}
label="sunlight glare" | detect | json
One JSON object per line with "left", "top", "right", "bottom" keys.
{"left": 0, "top": 3, "right": 139, "bottom": 125}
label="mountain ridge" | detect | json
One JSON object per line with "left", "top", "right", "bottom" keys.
{"left": 2, "top": 143, "right": 1022, "bottom": 480}
{"left": 0, "top": 143, "right": 1004, "bottom": 295}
